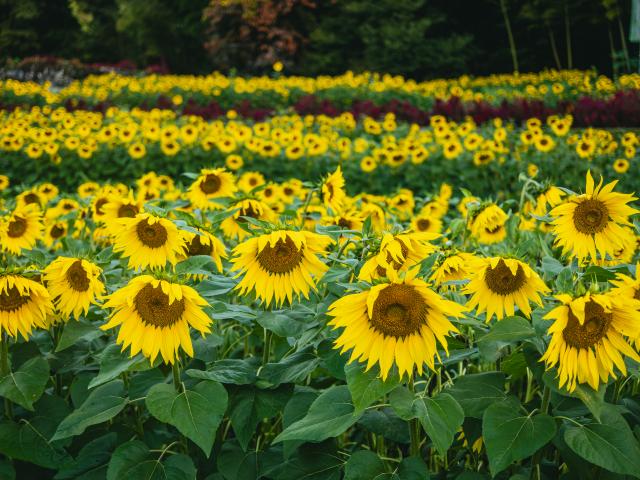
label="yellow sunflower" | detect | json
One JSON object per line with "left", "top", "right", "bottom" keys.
{"left": 180, "top": 228, "right": 227, "bottom": 273}
{"left": 231, "top": 229, "right": 334, "bottom": 307}
{"left": 101, "top": 194, "right": 143, "bottom": 234}
{"left": 42, "top": 221, "right": 68, "bottom": 249}
{"left": 463, "top": 257, "right": 549, "bottom": 321}
{"left": 322, "top": 166, "right": 347, "bottom": 213}
{"left": 43, "top": 257, "right": 105, "bottom": 319}
{"left": 238, "top": 171, "right": 266, "bottom": 192}
{"left": 220, "top": 199, "right": 276, "bottom": 241}
{"left": 541, "top": 292, "right": 640, "bottom": 392}
{"left": 102, "top": 275, "right": 212, "bottom": 364}
{"left": 328, "top": 275, "right": 465, "bottom": 380}
{"left": 0, "top": 206, "right": 43, "bottom": 254}
{"left": 113, "top": 213, "right": 185, "bottom": 270}
{"left": 188, "top": 168, "right": 237, "bottom": 210}
{"left": 430, "top": 252, "right": 479, "bottom": 292}
{"left": 549, "top": 171, "right": 639, "bottom": 261}
{"left": 0, "top": 274, "right": 52, "bottom": 339}
{"left": 469, "top": 203, "right": 508, "bottom": 245}
{"left": 358, "top": 232, "right": 438, "bottom": 282}
{"left": 411, "top": 213, "right": 443, "bottom": 235}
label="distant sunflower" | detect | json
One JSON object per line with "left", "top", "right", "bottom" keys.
{"left": 430, "top": 252, "right": 479, "bottom": 292}
{"left": 102, "top": 275, "right": 212, "bottom": 364}
{"left": 220, "top": 199, "right": 275, "bottom": 241}
{"left": 180, "top": 229, "right": 227, "bottom": 273}
{"left": 101, "top": 194, "right": 143, "bottom": 234}
{"left": 188, "top": 168, "right": 237, "bottom": 210}
{"left": 469, "top": 203, "right": 508, "bottom": 245}
{"left": 0, "top": 206, "right": 43, "bottom": 254}
{"left": 232, "top": 229, "right": 334, "bottom": 306}
{"left": 43, "top": 257, "right": 105, "bottom": 319}
{"left": 411, "top": 213, "right": 443, "bottom": 235}
{"left": 549, "top": 171, "right": 639, "bottom": 261}
{"left": 113, "top": 213, "right": 185, "bottom": 270}
{"left": 0, "top": 275, "right": 52, "bottom": 339}
{"left": 322, "top": 166, "right": 346, "bottom": 213}
{"left": 463, "top": 257, "right": 549, "bottom": 321}
{"left": 541, "top": 292, "right": 640, "bottom": 392}
{"left": 328, "top": 276, "right": 465, "bottom": 380}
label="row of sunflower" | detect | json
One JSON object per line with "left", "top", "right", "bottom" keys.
{"left": 2, "top": 105, "right": 639, "bottom": 198}
{"left": 3, "top": 69, "right": 640, "bottom": 109}
{"left": 1, "top": 163, "right": 640, "bottom": 478}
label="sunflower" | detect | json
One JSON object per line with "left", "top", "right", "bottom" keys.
{"left": 328, "top": 276, "right": 465, "bottom": 380}
{"left": 430, "top": 252, "right": 479, "bottom": 292}
{"left": 43, "top": 257, "right": 105, "bottom": 319}
{"left": 113, "top": 213, "right": 185, "bottom": 270}
{"left": 238, "top": 172, "right": 266, "bottom": 192}
{"left": 0, "top": 206, "right": 43, "bottom": 254}
{"left": 231, "top": 229, "right": 334, "bottom": 307}
{"left": 597, "top": 226, "right": 637, "bottom": 266}
{"left": 322, "top": 166, "right": 346, "bottom": 213}
{"left": 188, "top": 168, "right": 237, "bottom": 210}
{"left": 533, "top": 185, "right": 565, "bottom": 217}
{"left": 0, "top": 274, "right": 52, "bottom": 339}
{"left": 549, "top": 171, "right": 639, "bottom": 261}
{"left": 180, "top": 228, "right": 227, "bottom": 273}
{"left": 101, "top": 194, "right": 143, "bottom": 234}
{"left": 220, "top": 199, "right": 276, "bottom": 241}
{"left": 102, "top": 275, "right": 212, "bottom": 364}
{"left": 469, "top": 203, "right": 508, "bottom": 245}
{"left": 411, "top": 213, "right": 443, "bottom": 235}
{"left": 0, "top": 176, "right": 9, "bottom": 191}
{"left": 540, "top": 292, "right": 640, "bottom": 392}
{"left": 42, "top": 220, "right": 67, "bottom": 249}
{"left": 463, "top": 257, "right": 549, "bottom": 321}
{"left": 613, "top": 158, "right": 630, "bottom": 174}
{"left": 359, "top": 232, "right": 438, "bottom": 282}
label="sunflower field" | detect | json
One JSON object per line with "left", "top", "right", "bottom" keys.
{"left": 2, "top": 70, "right": 640, "bottom": 480}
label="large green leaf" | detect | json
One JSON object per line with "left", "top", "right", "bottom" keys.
{"left": 107, "top": 440, "right": 196, "bottom": 480}
{"left": 482, "top": 398, "right": 556, "bottom": 476}
{"left": 344, "top": 450, "right": 386, "bottom": 480}
{"left": 388, "top": 386, "right": 415, "bottom": 421}
{"left": 146, "top": 380, "right": 228, "bottom": 457}
{"left": 564, "top": 404, "right": 640, "bottom": 478}
{"left": 0, "top": 420, "right": 71, "bottom": 469}
{"left": 0, "top": 356, "right": 49, "bottom": 410}
{"left": 260, "top": 348, "right": 320, "bottom": 386}
{"left": 186, "top": 358, "right": 258, "bottom": 385}
{"left": 274, "top": 385, "right": 362, "bottom": 443}
{"left": 54, "top": 433, "right": 117, "bottom": 479}
{"left": 88, "top": 343, "right": 150, "bottom": 389}
{"left": 447, "top": 372, "right": 506, "bottom": 418}
{"left": 477, "top": 316, "right": 536, "bottom": 362}
{"left": 412, "top": 393, "right": 464, "bottom": 456}
{"left": 345, "top": 362, "right": 400, "bottom": 413}
{"left": 52, "top": 380, "right": 128, "bottom": 441}
{"left": 56, "top": 320, "right": 102, "bottom": 352}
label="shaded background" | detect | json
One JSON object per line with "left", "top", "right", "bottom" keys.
{"left": 0, "top": 0, "right": 636, "bottom": 77}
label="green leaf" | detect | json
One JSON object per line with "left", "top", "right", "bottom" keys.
{"left": 54, "top": 433, "right": 117, "bottom": 479}
{"left": 345, "top": 362, "right": 400, "bottom": 413}
{"left": 482, "top": 398, "right": 557, "bottom": 476}
{"left": 52, "top": 380, "right": 128, "bottom": 441}
{"left": 564, "top": 404, "right": 640, "bottom": 477}
{"left": 260, "top": 349, "right": 320, "bottom": 385}
{"left": 56, "top": 320, "right": 102, "bottom": 352}
{"left": 541, "top": 256, "right": 564, "bottom": 276}
{"left": 412, "top": 393, "right": 464, "bottom": 456}
{"left": 274, "top": 385, "right": 362, "bottom": 443}
{"left": 0, "top": 420, "right": 72, "bottom": 469}
{"left": 389, "top": 386, "right": 415, "bottom": 421}
{"left": 344, "top": 450, "right": 385, "bottom": 480}
{"left": 0, "top": 356, "right": 49, "bottom": 410}
{"left": 257, "top": 311, "right": 310, "bottom": 338}
{"left": 447, "top": 372, "right": 506, "bottom": 418}
{"left": 107, "top": 440, "right": 196, "bottom": 480}
{"left": 0, "top": 458, "right": 15, "bottom": 480}
{"left": 146, "top": 380, "right": 227, "bottom": 456}
{"left": 176, "top": 255, "right": 216, "bottom": 276}
{"left": 186, "top": 358, "right": 258, "bottom": 385}
{"left": 107, "top": 440, "right": 149, "bottom": 480}
{"left": 88, "top": 343, "right": 150, "bottom": 389}
{"left": 542, "top": 370, "right": 605, "bottom": 421}
{"left": 393, "top": 456, "right": 429, "bottom": 480}
{"left": 477, "top": 316, "right": 536, "bottom": 362}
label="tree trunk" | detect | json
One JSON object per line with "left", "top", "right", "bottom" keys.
{"left": 546, "top": 21, "right": 562, "bottom": 69}
{"left": 500, "top": 0, "right": 519, "bottom": 72}
{"left": 617, "top": 15, "right": 631, "bottom": 71}
{"left": 564, "top": 2, "right": 573, "bottom": 69}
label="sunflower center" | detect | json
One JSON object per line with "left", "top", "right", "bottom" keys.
{"left": 485, "top": 224, "right": 503, "bottom": 234}
{"left": 23, "top": 193, "right": 40, "bottom": 205}
{"left": 573, "top": 199, "right": 609, "bottom": 234}
{"left": 0, "top": 286, "right": 30, "bottom": 312}
{"left": 370, "top": 284, "right": 427, "bottom": 338}
{"left": 134, "top": 284, "right": 185, "bottom": 328}
{"left": 563, "top": 301, "right": 612, "bottom": 349}
{"left": 118, "top": 204, "right": 139, "bottom": 218}
{"left": 484, "top": 260, "right": 526, "bottom": 295}
{"left": 66, "top": 260, "right": 90, "bottom": 292}
{"left": 237, "top": 204, "right": 259, "bottom": 223}
{"left": 95, "top": 198, "right": 109, "bottom": 215}
{"left": 50, "top": 225, "right": 65, "bottom": 238}
{"left": 7, "top": 216, "right": 27, "bottom": 238}
{"left": 186, "top": 235, "right": 213, "bottom": 256}
{"left": 256, "top": 237, "right": 303, "bottom": 274}
{"left": 417, "top": 219, "right": 431, "bottom": 231}
{"left": 136, "top": 219, "right": 168, "bottom": 248}
{"left": 200, "top": 174, "right": 221, "bottom": 194}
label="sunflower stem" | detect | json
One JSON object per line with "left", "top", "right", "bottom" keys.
{"left": 1, "top": 336, "right": 12, "bottom": 419}
{"left": 408, "top": 376, "right": 421, "bottom": 457}
{"left": 263, "top": 329, "right": 272, "bottom": 365}
{"left": 530, "top": 385, "right": 551, "bottom": 480}
{"left": 172, "top": 361, "right": 183, "bottom": 393}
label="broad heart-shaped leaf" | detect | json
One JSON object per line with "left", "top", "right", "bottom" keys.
{"left": 146, "top": 380, "right": 228, "bottom": 457}
{"left": 0, "top": 356, "right": 49, "bottom": 410}
{"left": 274, "top": 385, "right": 362, "bottom": 443}
{"left": 0, "top": 419, "right": 71, "bottom": 469}
{"left": 259, "top": 348, "right": 321, "bottom": 386}
{"left": 344, "top": 450, "right": 386, "bottom": 480}
{"left": 477, "top": 316, "right": 536, "bottom": 362}
{"left": 564, "top": 404, "right": 640, "bottom": 477}
{"left": 542, "top": 370, "right": 605, "bottom": 421}
{"left": 88, "top": 343, "right": 151, "bottom": 389}
{"left": 447, "top": 372, "right": 506, "bottom": 418}
{"left": 176, "top": 254, "right": 217, "bottom": 276}
{"left": 186, "top": 358, "right": 258, "bottom": 385}
{"left": 108, "top": 440, "right": 196, "bottom": 480}
{"left": 389, "top": 386, "right": 415, "bottom": 421}
{"left": 345, "top": 362, "right": 400, "bottom": 413}
{"left": 52, "top": 380, "right": 128, "bottom": 441}
{"left": 412, "top": 393, "right": 464, "bottom": 456}
{"left": 482, "top": 397, "right": 556, "bottom": 476}
{"left": 54, "top": 433, "right": 117, "bottom": 479}
{"left": 56, "top": 320, "right": 102, "bottom": 352}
